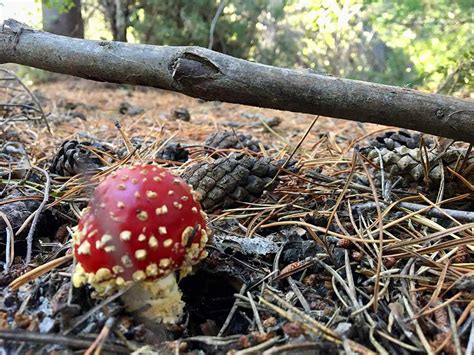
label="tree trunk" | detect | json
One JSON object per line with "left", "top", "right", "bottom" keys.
{"left": 99, "top": 0, "right": 128, "bottom": 42}
{"left": 42, "top": 0, "right": 84, "bottom": 38}
{"left": 1, "top": 19, "right": 473, "bottom": 143}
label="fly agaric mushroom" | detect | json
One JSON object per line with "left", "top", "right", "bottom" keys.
{"left": 72, "top": 164, "right": 209, "bottom": 323}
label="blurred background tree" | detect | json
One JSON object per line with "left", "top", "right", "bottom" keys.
{"left": 4, "top": 0, "right": 472, "bottom": 95}
{"left": 42, "top": 0, "right": 84, "bottom": 38}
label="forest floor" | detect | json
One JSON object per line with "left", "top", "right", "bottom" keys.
{"left": 0, "top": 77, "right": 473, "bottom": 354}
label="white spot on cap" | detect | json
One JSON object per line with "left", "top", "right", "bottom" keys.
{"left": 121, "top": 255, "right": 133, "bottom": 267}
{"left": 191, "top": 207, "right": 198, "bottom": 214}
{"left": 117, "top": 201, "right": 125, "bottom": 209}
{"left": 120, "top": 175, "right": 129, "bottom": 181}
{"left": 134, "top": 191, "right": 141, "bottom": 199}
{"left": 163, "top": 238, "right": 173, "bottom": 248}
{"left": 77, "top": 240, "right": 91, "bottom": 255}
{"left": 135, "top": 249, "right": 147, "bottom": 260}
{"left": 132, "top": 178, "right": 139, "bottom": 184}
{"left": 149, "top": 236, "right": 158, "bottom": 249}
{"left": 153, "top": 176, "right": 162, "bottom": 182}
{"left": 155, "top": 205, "right": 168, "bottom": 215}
{"left": 181, "top": 226, "right": 195, "bottom": 246}
{"left": 133, "top": 270, "right": 146, "bottom": 281}
{"left": 117, "top": 184, "right": 126, "bottom": 190}
{"left": 200, "top": 229, "right": 208, "bottom": 248}
{"left": 120, "top": 230, "right": 132, "bottom": 241}
{"left": 112, "top": 265, "right": 124, "bottom": 274}
{"left": 181, "top": 196, "right": 189, "bottom": 201}
{"left": 104, "top": 245, "right": 116, "bottom": 253}
{"left": 200, "top": 250, "right": 209, "bottom": 260}
{"left": 168, "top": 190, "right": 174, "bottom": 195}
{"left": 192, "top": 190, "right": 202, "bottom": 202}
{"left": 159, "top": 258, "right": 171, "bottom": 268}
{"left": 94, "top": 268, "right": 112, "bottom": 282}
{"left": 159, "top": 226, "right": 167, "bottom": 235}
{"left": 137, "top": 210, "right": 148, "bottom": 221}
{"left": 101, "top": 234, "right": 112, "bottom": 244}
{"left": 146, "top": 263, "right": 158, "bottom": 277}
{"left": 173, "top": 202, "right": 183, "bottom": 209}
{"left": 146, "top": 190, "right": 157, "bottom": 199}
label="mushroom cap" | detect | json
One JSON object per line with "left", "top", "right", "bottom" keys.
{"left": 72, "top": 164, "right": 209, "bottom": 293}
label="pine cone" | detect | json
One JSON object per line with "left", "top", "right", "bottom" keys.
{"left": 50, "top": 140, "right": 111, "bottom": 176}
{"left": 365, "top": 130, "right": 429, "bottom": 150}
{"left": 173, "top": 107, "right": 191, "bottom": 121}
{"left": 116, "top": 138, "right": 189, "bottom": 163}
{"left": 182, "top": 154, "right": 280, "bottom": 212}
{"left": 205, "top": 131, "right": 262, "bottom": 152}
{"left": 156, "top": 142, "right": 189, "bottom": 162}
{"left": 361, "top": 135, "right": 473, "bottom": 184}
{"left": 0, "top": 190, "right": 40, "bottom": 238}
{"left": 116, "top": 137, "right": 156, "bottom": 158}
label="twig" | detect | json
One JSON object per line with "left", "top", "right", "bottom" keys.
{"left": 0, "top": 211, "right": 14, "bottom": 270}
{"left": 208, "top": 0, "right": 226, "bottom": 49}
{"left": 360, "top": 155, "right": 384, "bottom": 312}
{"left": 9, "top": 254, "right": 73, "bottom": 290}
{"left": 352, "top": 201, "right": 474, "bottom": 222}
{"left": 25, "top": 166, "right": 51, "bottom": 264}
{"left": 235, "top": 336, "right": 281, "bottom": 354}
{"left": 0, "top": 68, "right": 51, "bottom": 132}
{"left": 247, "top": 291, "right": 264, "bottom": 333}
{"left": 466, "top": 316, "right": 474, "bottom": 355}
{"left": 0, "top": 329, "right": 128, "bottom": 353}
{"left": 448, "top": 305, "right": 462, "bottom": 355}
{"left": 262, "top": 342, "right": 328, "bottom": 354}
{"left": 287, "top": 277, "right": 311, "bottom": 313}
{"left": 64, "top": 285, "right": 131, "bottom": 335}
{"left": 217, "top": 284, "right": 247, "bottom": 336}
{"left": 85, "top": 317, "right": 117, "bottom": 355}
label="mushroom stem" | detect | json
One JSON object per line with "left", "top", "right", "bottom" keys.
{"left": 121, "top": 273, "right": 185, "bottom": 324}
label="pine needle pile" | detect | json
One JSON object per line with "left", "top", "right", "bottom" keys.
{"left": 0, "top": 78, "right": 472, "bottom": 354}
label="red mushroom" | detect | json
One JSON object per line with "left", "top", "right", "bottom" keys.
{"left": 72, "top": 164, "right": 209, "bottom": 323}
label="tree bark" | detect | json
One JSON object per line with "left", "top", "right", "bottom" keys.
{"left": 1, "top": 19, "right": 473, "bottom": 143}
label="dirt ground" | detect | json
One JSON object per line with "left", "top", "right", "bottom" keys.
{"left": 34, "top": 78, "right": 384, "bottom": 157}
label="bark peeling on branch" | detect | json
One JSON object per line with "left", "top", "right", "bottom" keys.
{"left": 1, "top": 19, "right": 473, "bottom": 143}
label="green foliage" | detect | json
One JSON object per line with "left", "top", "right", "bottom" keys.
{"left": 16, "top": 66, "right": 56, "bottom": 85}
{"left": 129, "top": 0, "right": 290, "bottom": 60}
{"left": 41, "top": 0, "right": 76, "bottom": 13}
{"left": 106, "top": 0, "right": 474, "bottom": 93}
{"left": 367, "top": 0, "right": 474, "bottom": 92}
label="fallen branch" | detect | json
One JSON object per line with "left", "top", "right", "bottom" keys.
{"left": 1, "top": 19, "right": 473, "bottom": 142}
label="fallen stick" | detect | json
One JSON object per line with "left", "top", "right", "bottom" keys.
{"left": 0, "top": 329, "right": 129, "bottom": 353}
{"left": 1, "top": 19, "right": 473, "bottom": 143}
{"left": 352, "top": 201, "right": 474, "bottom": 222}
